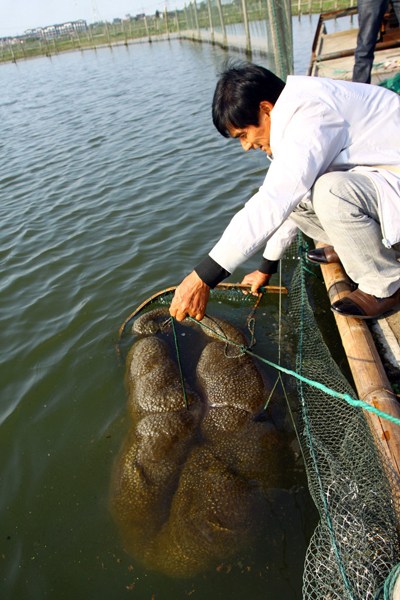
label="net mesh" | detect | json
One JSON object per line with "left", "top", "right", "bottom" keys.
{"left": 287, "top": 240, "right": 400, "bottom": 599}
{"left": 265, "top": 0, "right": 294, "bottom": 79}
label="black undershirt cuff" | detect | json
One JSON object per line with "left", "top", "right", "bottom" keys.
{"left": 258, "top": 258, "right": 279, "bottom": 275}
{"left": 194, "top": 256, "right": 230, "bottom": 288}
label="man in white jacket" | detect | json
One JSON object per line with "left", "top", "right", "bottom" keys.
{"left": 169, "top": 62, "right": 400, "bottom": 321}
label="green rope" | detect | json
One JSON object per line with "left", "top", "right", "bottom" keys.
{"left": 302, "top": 265, "right": 319, "bottom": 278}
{"left": 186, "top": 315, "right": 400, "bottom": 428}
{"left": 170, "top": 317, "right": 189, "bottom": 409}
{"left": 246, "top": 316, "right": 256, "bottom": 349}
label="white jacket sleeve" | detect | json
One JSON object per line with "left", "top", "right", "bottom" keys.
{"left": 262, "top": 218, "right": 299, "bottom": 261}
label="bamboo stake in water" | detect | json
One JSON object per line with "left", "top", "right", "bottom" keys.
{"left": 216, "top": 0, "right": 227, "bottom": 48}
{"left": 207, "top": 0, "right": 215, "bottom": 43}
{"left": 193, "top": 0, "right": 200, "bottom": 36}
{"left": 241, "top": 0, "right": 252, "bottom": 56}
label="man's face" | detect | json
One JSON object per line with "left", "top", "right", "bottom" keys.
{"left": 228, "top": 101, "right": 273, "bottom": 156}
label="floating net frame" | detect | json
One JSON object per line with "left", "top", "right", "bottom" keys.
{"left": 118, "top": 282, "right": 288, "bottom": 340}
{"left": 118, "top": 283, "right": 291, "bottom": 415}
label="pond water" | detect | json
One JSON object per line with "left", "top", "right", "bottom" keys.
{"left": 0, "top": 14, "right": 352, "bottom": 600}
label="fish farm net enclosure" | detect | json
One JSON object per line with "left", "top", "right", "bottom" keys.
{"left": 116, "top": 237, "right": 400, "bottom": 599}
{"left": 287, "top": 242, "right": 400, "bottom": 599}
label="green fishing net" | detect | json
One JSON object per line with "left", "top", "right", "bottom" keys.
{"left": 380, "top": 72, "right": 400, "bottom": 94}
{"left": 287, "top": 240, "right": 400, "bottom": 599}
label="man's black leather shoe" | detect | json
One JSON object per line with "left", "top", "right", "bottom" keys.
{"left": 307, "top": 245, "right": 340, "bottom": 264}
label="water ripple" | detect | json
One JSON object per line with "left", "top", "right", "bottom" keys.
{"left": 0, "top": 35, "right": 317, "bottom": 599}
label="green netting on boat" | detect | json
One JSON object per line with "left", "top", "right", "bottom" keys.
{"left": 379, "top": 72, "right": 400, "bottom": 94}
{"left": 287, "top": 238, "right": 400, "bottom": 599}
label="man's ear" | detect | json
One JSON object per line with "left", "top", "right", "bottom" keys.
{"left": 259, "top": 100, "right": 274, "bottom": 116}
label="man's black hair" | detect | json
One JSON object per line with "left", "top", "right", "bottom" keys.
{"left": 212, "top": 61, "right": 286, "bottom": 137}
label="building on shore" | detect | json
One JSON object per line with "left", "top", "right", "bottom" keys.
{"left": 24, "top": 20, "right": 87, "bottom": 40}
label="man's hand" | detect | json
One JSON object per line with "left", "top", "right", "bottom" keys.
{"left": 170, "top": 271, "right": 210, "bottom": 322}
{"left": 241, "top": 270, "right": 271, "bottom": 294}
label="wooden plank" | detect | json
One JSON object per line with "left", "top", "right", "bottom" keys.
{"left": 310, "top": 46, "right": 400, "bottom": 81}
{"left": 319, "top": 28, "right": 358, "bottom": 57}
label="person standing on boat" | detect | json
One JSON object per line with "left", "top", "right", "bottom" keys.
{"left": 353, "top": 0, "right": 400, "bottom": 83}
{"left": 169, "top": 62, "right": 400, "bottom": 322}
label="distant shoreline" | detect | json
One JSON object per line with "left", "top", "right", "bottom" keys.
{"left": 1, "top": 1, "right": 354, "bottom": 65}
{"left": 1, "top": 29, "right": 274, "bottom": 66}
{"left": 0, "top": 33, "right": 176, "bottom": 65}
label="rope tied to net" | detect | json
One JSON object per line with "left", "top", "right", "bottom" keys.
{"left": 170, "top": 317, "right": 189, "bottom": 409}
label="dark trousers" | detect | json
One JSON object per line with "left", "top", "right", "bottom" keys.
{"left": 352, "top": 0, "right": 400, "bottom": 83}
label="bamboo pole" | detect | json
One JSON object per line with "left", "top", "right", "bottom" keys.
{"left": 164, "top": 3, "right": 169, "bottom": 37}
{"left": 144, "top": 15, "right": 151, "bottom": 42}
{"left": 8, "top": 40, "right": 16, "bottom": 62}
{"left": 193, "top": 0, "right": 200, "bottom": 36}
{"left": 317, "top": 243, "right": 400, "bottom": 476}
{"left": 184, "top": 4, "right": 190, "bottom": 30}
{"left": 216, "top": 0, "right": 227, "bottom": 47}
{"left": 104, "top": 21, "right": 111, "bottom": 46}
{"left": 241, "top": 0, "right": 252, "bottom": 55}
{"left": 207, "top": 0, "right": 215, "bottom": 43}
{"left": 283, "top": 0, "right": 294, "bottom": 73}
{"left": 43, "top": 34, "right": 51, "bottom": 57}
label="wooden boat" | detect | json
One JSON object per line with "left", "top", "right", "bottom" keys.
{"left": 308, "top": 6, "right": 400, "bottom": 84}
